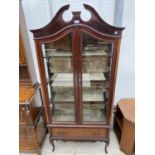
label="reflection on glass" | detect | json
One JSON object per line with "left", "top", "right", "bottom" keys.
{"left": 82, "top": 32, "right": 113, "bottom": 122}
{"left": 42, "top": 33, "right": 75, "bottom": 122}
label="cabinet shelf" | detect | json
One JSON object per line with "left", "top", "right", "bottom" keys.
{"left": 50, "top": 73, "right": 106, "bottom": 87}
{"left": 44, "top": 49, "right": 111, "bottom": 58}
{"left": 45, "top": 50, "right": 72, "bottom": 57}
{"left": 83, "top": 50, "right": 111, "bottom": 57}
{"left": 52, "top": 87, "right": 106, "bottom": 102}
{"left": 45, "top": 56, "right": 110, "bottom": 73}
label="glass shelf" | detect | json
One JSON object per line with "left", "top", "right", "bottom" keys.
{"left": 44, "top": 56, "right": 110, "bottom": 73}
{"left": 50, "top": 73, "right": 106, "bottom": 87}
{"left": 51, "top": 86, "right": 106, "bottom": 102}
{"left": 82, "top": 50, "right": 110, "bottom": 57}
{"left": 45, "top": 50, "right": 72, "bottom": 57}
{"left": 44, "top": 49, "right": 111, "bottom": 58}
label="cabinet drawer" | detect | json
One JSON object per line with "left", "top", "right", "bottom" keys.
{"left": 52, "top": 128, "right": 107, "bottom": 139}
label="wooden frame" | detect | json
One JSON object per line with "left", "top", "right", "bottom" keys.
{"left": 31, "top": 4, "right": 124, "bottom": 153}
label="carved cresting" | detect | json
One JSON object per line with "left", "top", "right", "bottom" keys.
{"left": 31, "top": 4, "right": 124, "bottom": 39}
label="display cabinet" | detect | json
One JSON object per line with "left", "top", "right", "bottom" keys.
{"left": 31, "top": 4, "right": 124, "bottom": 153}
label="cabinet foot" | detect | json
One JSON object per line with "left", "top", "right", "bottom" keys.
{"left": 50, "top": 139, "right": 55, "bottom": 152}
{"left": 105, "top": 139, "right": 110, "bottom": 154}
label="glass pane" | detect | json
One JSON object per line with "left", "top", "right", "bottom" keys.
{"left": 42, "top": 33, "right": 75, "bottom": 122}
{"left": 82, "top": 32, "right": 113, "bottom": 123}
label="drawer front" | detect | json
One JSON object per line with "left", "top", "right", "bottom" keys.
{"left": 52, "top": 128, "right": 107, "bottom": 139}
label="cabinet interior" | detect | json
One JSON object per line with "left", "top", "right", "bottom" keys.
{"left": 41, "top": 32, "right": 113, "bottom": 123}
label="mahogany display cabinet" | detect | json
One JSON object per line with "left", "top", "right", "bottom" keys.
{"left": 31, "top": 4, "right": 124, "bottom": 153}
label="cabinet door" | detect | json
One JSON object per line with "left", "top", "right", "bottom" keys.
{"left": 81, "top": 32, "right": 114, "bottom": 123}
{"left": 42, "top": 33, "right": 76, "bottom": 123}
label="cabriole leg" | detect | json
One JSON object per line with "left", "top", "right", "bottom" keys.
{"left": 49, "top": 138, "right": 55, "bottom": 152}
{"left": 105, "top": 139, "right": 110, "bottom": 154}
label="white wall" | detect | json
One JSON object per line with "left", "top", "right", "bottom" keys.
{"left": 21, "top": 0, "right": 135, "bottom": 104}
{"left": 21, "top": 0, "right": 52, "bottom": 82}
{"left": 19, "top": 2, "right": 37, "bottom": 84}
{"left": 20, "top": 1, "right": 45, "bottom": 106}
{"left": 50, "top": 0, "right": 115, "bottom": 24}
{"left": 114, "top": 0, "right": 135, "bottom": 103}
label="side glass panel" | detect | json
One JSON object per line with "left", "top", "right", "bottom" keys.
{"left": 81, "top": 32, "right": 113, "bottom": 123}
{"left": 42, "top": 33, "right": 75, "bottom": 123}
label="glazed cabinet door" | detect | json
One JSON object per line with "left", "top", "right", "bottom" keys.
{"left": 42, "top": 32, "right": 76, "bottom": 123}
{"left": 80, "top": 32, "right": 114, "bottom": 124}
